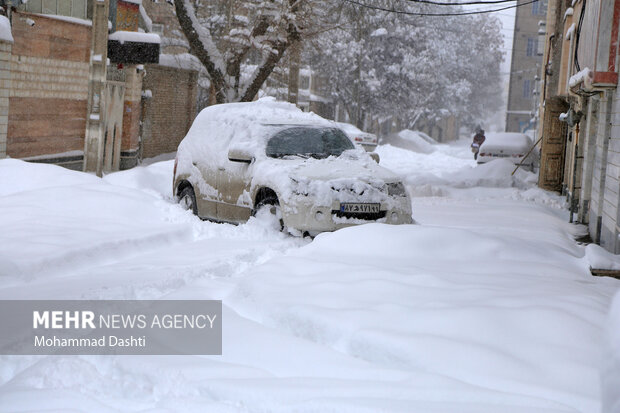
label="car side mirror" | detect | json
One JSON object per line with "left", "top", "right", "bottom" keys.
{"left": 228, "top": 148, "right": 253, "bottom": 164}
{"left": 369, "top": 152, "right": 380, "bottom": 163}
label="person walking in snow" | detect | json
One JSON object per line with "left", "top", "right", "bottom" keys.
{"left": 471, "top": 126, "right": 486, "bottom": 161}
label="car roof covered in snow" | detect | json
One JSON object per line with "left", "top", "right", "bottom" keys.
{"left": 480, "top": 132, "right": 532, "bottom": 152}
{"left": 177, "top": 97, "right": 335, "bottom": 170}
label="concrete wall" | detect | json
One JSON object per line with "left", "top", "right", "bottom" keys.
{"left": 141, "top": 64, "right": 197, "bottom": 159}
{"left": 587, "top": 91, "right": 614, "bottom": 247}
{"left": 597, "top": 89, "right": 620, "bottom": 252}
{"left": 7, "top": 11, "right": 90, "bottom": 169}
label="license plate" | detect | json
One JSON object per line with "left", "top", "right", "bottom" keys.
{"left": 340, "top": 203, "right": 380, "bottom": 213}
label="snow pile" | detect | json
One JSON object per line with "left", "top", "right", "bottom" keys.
{"left": 603, "top": 291, "right": 620, "bottom": 413}
{"left": 103, "top": 159, "right": 174, "bottom": 199}
{"left": 0, "top": 159, "right": 191, "bottom": 279}
{"left": 376, "top": 143, "right": 537, "bottom": 192}
{"left": 584, "top": 243, "right": 620, "bottom": 270}
{"left": 0, "top": 158, "right": 100, "bottom": 196}
{"left": 383, "top": 129, "right": 436, "bottom": 154}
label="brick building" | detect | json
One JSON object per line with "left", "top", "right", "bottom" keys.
{"left": 506, "top": 0, "right": 547, "bottom": 133}
{"left": 0, "top": 0, "right": 199, "bottom": 171}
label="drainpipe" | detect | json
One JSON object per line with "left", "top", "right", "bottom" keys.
{"left": 569, "top": 121, "right": 580, "bottom": 223}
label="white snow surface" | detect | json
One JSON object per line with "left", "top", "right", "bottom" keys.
{"left": 384, "top": 129, "right": 437, "bottom": 154}
{"left": 1, "top": 139, "right": 620, "bottom": 412}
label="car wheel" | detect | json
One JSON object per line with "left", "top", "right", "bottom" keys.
{"left": 179, "top": 186, "right": 198, "bottom": 216}
{"left": 253, "top": 196, "right": 285, "bottom": 232}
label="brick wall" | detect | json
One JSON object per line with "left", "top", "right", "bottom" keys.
{"left": 7, "top": 11, "right": 90, "bottom": 163}
{"left": 141, "top": 64, "right": 197, "bottom": 159}
{"left": 0, "top": 39, "right": 11, "bottom": 158}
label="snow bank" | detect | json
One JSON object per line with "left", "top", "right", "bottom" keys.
{"left": 228, "top": 221, "right": 615, "bottom": 412}
{"left": 0, "top": 158, "right": 99, "bottom": 196}
{"left": 0, "top": 159, "right": 190, "bottom": 279}
{"left": 383, "top": 129, "right": 436, "bottom": 154}
{"left": 585, "top": 243, "right": 620, "bottom": 270}
{"left": 603, "top": 291, "right": 620, "bottom": 413}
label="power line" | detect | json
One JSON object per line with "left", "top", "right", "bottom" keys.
{"left": 404, "top": 0, "right": 518, "bottom": 5}
{"left": 341, "top": 0, "right": 539, "bottom": 17}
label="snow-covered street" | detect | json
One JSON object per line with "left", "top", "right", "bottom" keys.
{"left": 1, "top": 140, "right": 619, "bottom": 413}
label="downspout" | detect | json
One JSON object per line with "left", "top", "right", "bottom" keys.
{"left": 569, "top": 121, "right": 580, "bottom": 223}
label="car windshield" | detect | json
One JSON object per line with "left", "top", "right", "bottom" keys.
{"left": 266, "top": 127, "right": 355, "bottom": 159}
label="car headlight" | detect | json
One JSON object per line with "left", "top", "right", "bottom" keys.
{"left": 386, "top": 182, "right": 407, "bottom": 197}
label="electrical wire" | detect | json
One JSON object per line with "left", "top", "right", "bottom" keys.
{"left": 403, "top": 0, "right": 519, "bottom": 5}
{"left": 573, "top": 0, "right": 585, "bottom": 72}
{"left": 341, "top": 0, "right": 539, "bottom": 17}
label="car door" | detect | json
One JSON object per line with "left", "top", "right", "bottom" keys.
{"left": 192, "top": 160, "right": 218, "bottom": 219}
{"left": 216, "top": 159, "right": 252, "bottom": 223}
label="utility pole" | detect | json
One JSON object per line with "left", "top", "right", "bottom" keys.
{"left": 83, "top": 0, "right": 110, "bottom": 176}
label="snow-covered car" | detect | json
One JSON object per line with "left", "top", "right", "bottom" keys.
{"left": 477, "top": 132, "right": 537, "bottom": 170}
{"left": 173, "top": 98, "right": 413, "bottom": 235}
{"left": 334, "top": 121, "right": 378, "bottom": 151}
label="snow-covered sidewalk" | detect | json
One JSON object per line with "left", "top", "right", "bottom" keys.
{"left": 0, "top": 140, "right": 619, "bottom": 413}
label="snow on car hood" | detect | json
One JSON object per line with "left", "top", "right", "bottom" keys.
{"left": 252, "top": 153, "right": 404, "bottom": 206}
{"left": 287, "top": 155, "right": 396, "bottom": 182}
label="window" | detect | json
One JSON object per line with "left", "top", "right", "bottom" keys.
{"left": 537, "top": 33, "right": 545, "bottom": 55}
{"left": 24, "top": 0, "right": 87, "bottom": 18}
{"left": 526, "top": 38, "right": 537, "bottom": 57}
{"left": 152, "top": 24, "right": 164, "bottom": 35}
{"left": 522, "top": 79, "right": 532, "bottom": 98}
{"left": 532, "top": 0, "right": 547, "bottom": 15}
{"left": 266, "top": 127, "right": 354, "bottom": 159}
{"left": 299, "top": 76, "right": 310, "bottom": 90}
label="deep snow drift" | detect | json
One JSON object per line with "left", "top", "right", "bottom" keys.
{"left": 0, "top": 140, "right": 619, "bottom": 413}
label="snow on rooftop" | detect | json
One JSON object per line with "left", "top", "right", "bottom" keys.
{"left": 158, "top": 53, "right": 202, "bottom": 71}
{"left": 31, "top": 13, "right": 92, "bottom": 27}
{"left": 108, "top": 30, "right": 160, "bottom": 44}
{"left": 0, "top": 15, "right": 13, "bottom": 43}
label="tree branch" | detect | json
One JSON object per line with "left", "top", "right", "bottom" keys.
{"left": 175, "top": 0, "right": 228, "bottom": 103}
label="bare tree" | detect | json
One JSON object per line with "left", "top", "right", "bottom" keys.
{"left": 174, "top": 0, "right": 305, "bottom": 103}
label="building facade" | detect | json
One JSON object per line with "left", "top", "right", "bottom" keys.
{"left": 538, "top": 0, "right": 620, "bottom": 253}
{"left": 0, "top": 0, "right": 199, "bottom": 172}
{"left": 506, "top": 0, "right": 547, "bottom": 133}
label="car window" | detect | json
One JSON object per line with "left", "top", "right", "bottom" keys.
{"left": 266, "top": 127, "right": 355, "bottom": 159}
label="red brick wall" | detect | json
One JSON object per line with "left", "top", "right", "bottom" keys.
{"left": 7, "top": 12, "right": 91, "bottom": 159}
{"left": 141, "top": 64, "right": 197, "bottom": 158}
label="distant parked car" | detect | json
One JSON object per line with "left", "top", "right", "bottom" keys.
{"left": 477, "top": 132, "right": 538, "bottom": 170}
{"left": 334, "top": 121, "right": 378, "bottom": 151}
{"left": 173, "top": 99, "right": 413, "bottom": 236}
